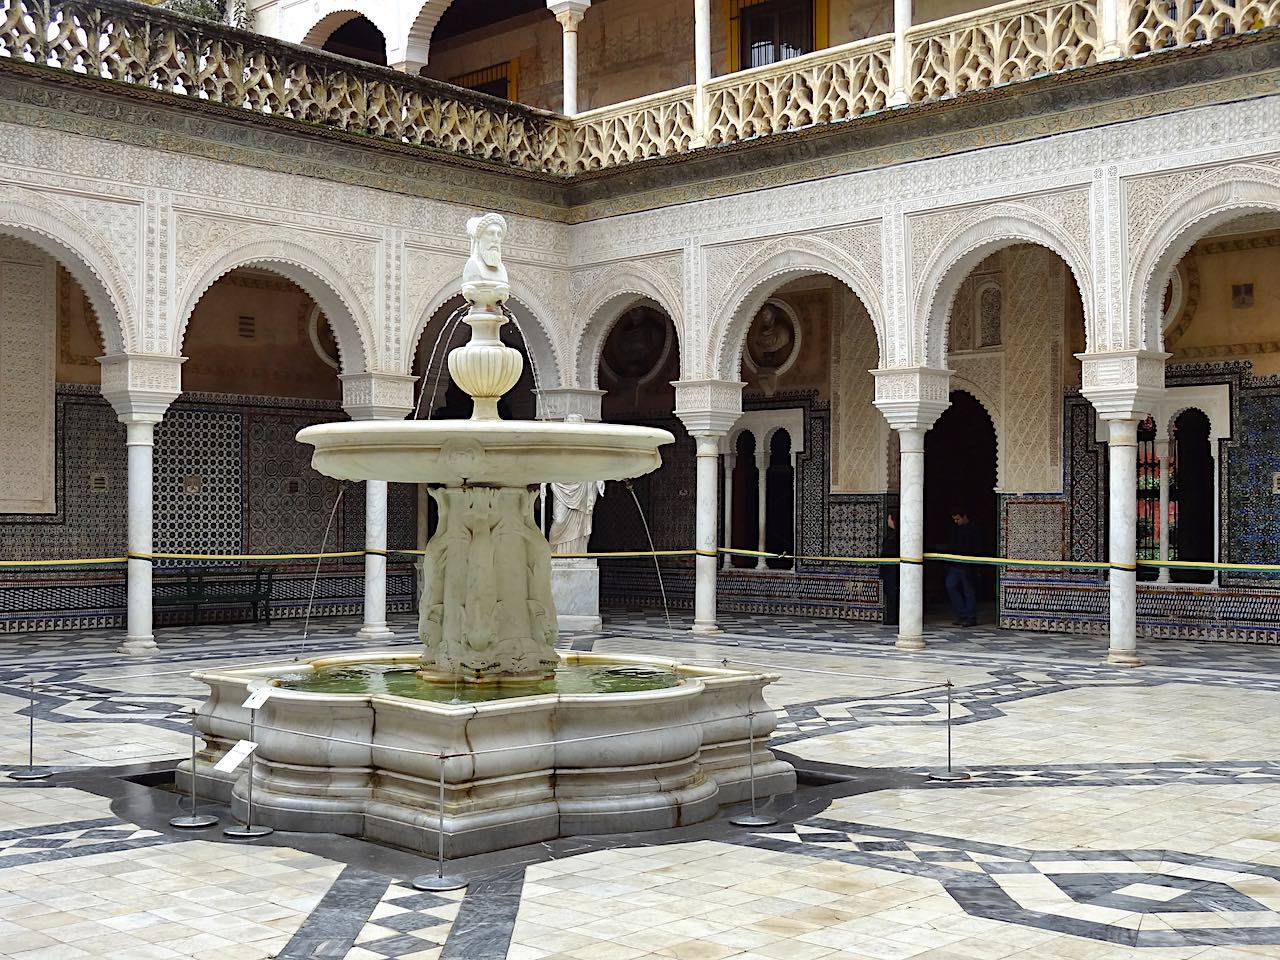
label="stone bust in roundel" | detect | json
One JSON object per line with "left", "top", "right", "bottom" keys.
{"left": 462, "top": 212, "right": 509, "bottom": 310}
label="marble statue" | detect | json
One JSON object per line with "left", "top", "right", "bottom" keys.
{"left": 550, "top": 479, "right": 606, "bottom": 555}
{"left": 461, "top": 212, "right": 509, "bottom": 310}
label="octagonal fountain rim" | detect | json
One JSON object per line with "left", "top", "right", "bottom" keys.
{"left": 296, "top": 419, "right": 675, "bottom": 486}
{"left": 191, "top": 651, "right": 779, "bottom": 717}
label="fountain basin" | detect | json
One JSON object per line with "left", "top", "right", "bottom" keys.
{"left": 297, "top": 420, "right": 674, "bottom": 486}
{"left": 184, "top": 652, "right": 796, "bottom": 857}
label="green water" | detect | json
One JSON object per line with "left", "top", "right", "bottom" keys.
{"left": 272, "top": 661, "right": 681, "bottom": 703}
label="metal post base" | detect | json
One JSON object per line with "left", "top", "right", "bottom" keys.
{"left": 8, "top": 769, "right": 51, "bottom": 782}
{"left": 169, "top": 814, "right": 219, "bottom": 829}
{"left": 928, "top": 769, "right": 971, "bottom": 782}
{"left": 224, "top": 824, "right": 274, "bottom": 839}
{"left": 411, "top": 874, "right": 467, "bottom": 892}
{"left": 730, "top": 813, "right": 778, "bottom": 828}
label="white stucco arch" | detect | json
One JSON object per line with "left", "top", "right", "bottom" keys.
{"left": 0, "top": 193, "right": 133, "bottom": 355}
{"left": 295, "top": 1, "right": 395, "bottom": 60}
{"left": 574, "top": 266, "right": 685, "bottom": 389}
{"left": 404, "top": 0, "right": 458, "bottom": 65}
{"left": 711, "top": 239, "right": 886, "bottom": 383}
{"left": 1129, "top": 165, "right": 1280, "bottom": 352}
{"left": 408, "top": 280, "right": 564, "bottom": 392}
{"left": 175, "top": 240, "right": 375, "bottom": 376}
{"left": 915, "top": 204, "right": 1094, "bottom": 369}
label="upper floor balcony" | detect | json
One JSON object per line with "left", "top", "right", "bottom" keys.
{"left": 1, "top": 0, "right": 1276, "bottom": 177}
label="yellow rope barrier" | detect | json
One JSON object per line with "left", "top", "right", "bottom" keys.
{"left": 1, "top": 549, "right": 1276, "bottom": 574}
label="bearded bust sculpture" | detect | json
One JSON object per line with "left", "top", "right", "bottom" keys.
{"left": 462, "top": 212, "right": 509, "bottom": 311}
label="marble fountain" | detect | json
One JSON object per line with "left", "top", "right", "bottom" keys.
{"left": 182, "top": 214, "right": 795, "bottom": 857}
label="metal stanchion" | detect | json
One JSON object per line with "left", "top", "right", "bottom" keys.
{"left": 8, "top": 676, "right": 50, "bottom": 782}
{"left": 730, "top": 710, "right": 777, "bottom": 828}
{"left": 928, "top": 681, "right": 970, "bottom": 782}
{"left": 224, "top": 705, "right": 273, "bottom": 839}
{"left": 170, "top": 712, "right": 219, "bottom": 829}
{"left": 412, "top": 754, "right": 467, "bottom": 892}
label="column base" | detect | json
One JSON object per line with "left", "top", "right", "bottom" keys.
{"left": 895, "top": 636, "right": 926, "bottom": 652}
{"left": 691, "top": 622, "right": 721, "bottom": 635}
{"left": 1106, "top": 648, "right": 1144, "bottom": 668}
{"left": 557, "top": 615, "right": 602, "bottom": 632}
{"left": 118, "top": 636, "right": 158, "bottom": 656}
{"left": 356, "top": 624, "right": 395, "bottom": 641}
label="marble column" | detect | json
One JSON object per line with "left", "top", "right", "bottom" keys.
{"left": 754, "top": 448, "right": 769, "bottom": 568}
{"left": 548, "top": 0, "right": 591, "bottom": 115}
{"left": 342, "top": 372, "right": 417, "bottom": 642}
{"left": 896, "top": 428, "right": 926, "bottom": 649}
{"left": 1098, "top": 0, "right": 1124, "bottom": 60}
{"left": 693, "top": 0, "right": 711, "bottom": 140}
{"left": 675, "top": 379, "right": 744, "bottom": 636}
{"left": 1080, "top": 349, "right": 1167, "bottom": 668}
{"left": 99, "top": 354, "right": 184, "bottom": 656}
{"left": 693, "top": 434, "right": 722, "bottom": 631}
{"left": 1211, "top": 449, "right": 1221, "bottom": 587}
{"left": 357, "top": 479, "right": 393, "bottom": 639}
{"left": 122, "top": 420, "right": 158, "bottom": 655}
{"left": 721, "top": 451, "right": 735, "bottom": 569}
{"left": 1106, "top": 418, "right": 1142, "bottom": 665}
{"left": 888, "top": 0, "right": 912, "bottom": 106}
{"left": 1156, "top": 437, "right": 1170, "bottom": 584}
{"left": 872, "top": 366, "right": 951, "bottom": 653}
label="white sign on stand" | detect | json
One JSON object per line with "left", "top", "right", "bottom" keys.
{"left": 213, "top": 739, "right": 258, "bottom": 773}
{"left": 242, "top": 686, "right": 273, "bottom": 710}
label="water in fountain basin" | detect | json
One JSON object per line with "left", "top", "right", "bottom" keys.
{"left": 272, "top": 661, "right": 681, "bottom": 703}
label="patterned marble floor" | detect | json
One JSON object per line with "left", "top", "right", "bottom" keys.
{"left": 1, "top": 610, "right": 1279, "bottom": 959}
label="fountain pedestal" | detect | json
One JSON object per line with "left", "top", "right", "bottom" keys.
{"left": 551, "top": 557, "right": 602, "bottom": 631}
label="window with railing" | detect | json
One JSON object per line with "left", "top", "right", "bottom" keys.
{"left": 728, "top": 0, "right": 829, "bottom": 71}
{"left": 1136, "top": 415, "right": 1164, "bottom": 582}
{"left": 449, "top": 61, "right": 520, "bottom": 101}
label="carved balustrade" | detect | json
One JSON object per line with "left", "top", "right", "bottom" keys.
{"left": 1, "top": 0, "right": 1278, "bottom": 175}
{"left": 572, "top": 86, "right": 698, "bottom": 172}
{"left": 0, "top": 0, "right": 576, "bottom": 174}
{"left": 703, "top": 37, "right": 893, "bottom": 146}
{"left": 1128, "top": 0, "right": 1280, "bottom": 54}
{"left": 908, "top": 0, "right": 1099, "bottom": 102}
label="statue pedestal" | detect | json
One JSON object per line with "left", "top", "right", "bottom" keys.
{"left": 551, "top": 557, "right": 601, "bottom": 632}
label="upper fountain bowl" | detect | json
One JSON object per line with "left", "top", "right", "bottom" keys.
{"left": 296, "top": 419, "right": 674, "bottom": 486}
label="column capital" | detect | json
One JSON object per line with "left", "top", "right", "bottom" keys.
{"left": 341, "top": 372, "right": 417, "bottom": 420}
{"left": 548, "top": 0, "right": 589, "bottom": 28}
{"left": 536, "top": 387, "right": 605, "bottom": 422}
{"left": 389, "top": 59, "right": 427, "bottom": 75}
{"left": 673, "top": 379, "right": 743, "bottom": 437}
{"left": 872, "top": 366, "right": 951, "bottom": 432}
{"left": 1078, "top": 349, "right": 1169, "bottom": 422}
{"left": 98, "top": 353, "right": 184, "bottom": 423}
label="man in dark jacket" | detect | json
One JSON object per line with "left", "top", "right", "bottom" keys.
{"left": 881, "top": 512, "right": 899, "bottom": 626}
{"left": 946, "top": 508, "right": 980, "bottom": 627}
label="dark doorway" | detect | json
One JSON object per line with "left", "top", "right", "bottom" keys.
{"left": 730, "top": 432, "right": 759, "bottom": 568}
{"left": 924, "top": 391, "right": 998, "bottom": 615}
{"left": 764, "top": 430, "right": 794, "bottom": 569}
{"left": 1172, "top": 408, "right": 1214, "bottom": 584}
{"left": 321, "top": 16, "right": 387, "bottom": 66}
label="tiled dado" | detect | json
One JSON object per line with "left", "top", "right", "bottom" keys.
{"left": 0, "top": 385, "right": 419, "bottom": 633}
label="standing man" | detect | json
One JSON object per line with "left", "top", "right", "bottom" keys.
{"left": 946, "top": 507, "right": 980, "bottom": 627}
{"left": 881, "top": 511, "right": 899, "bottom": 626}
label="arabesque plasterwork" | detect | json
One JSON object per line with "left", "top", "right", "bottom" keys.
{"left": 0, "top": 78, "right": 1279, "bottom": 407}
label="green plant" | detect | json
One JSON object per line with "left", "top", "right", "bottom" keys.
{"left": 158, "top": 0, "right": 253, "bottom": 29}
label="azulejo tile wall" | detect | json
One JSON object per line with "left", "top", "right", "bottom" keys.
{"left": 0, "top": 386, "right": 417, "bottom": 633}
{"left": 1000, "top": 363, "right": 1280, "bottom": 642}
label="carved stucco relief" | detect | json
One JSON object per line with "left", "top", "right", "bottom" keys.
{"left": 0, "top": 238, "right": 56, "bottom": 513}
{"left": 568, "top": 255, "right": 685, "bottom": 387}
{"left": 831, "top": 286, "right": 886, "bottom": 493}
